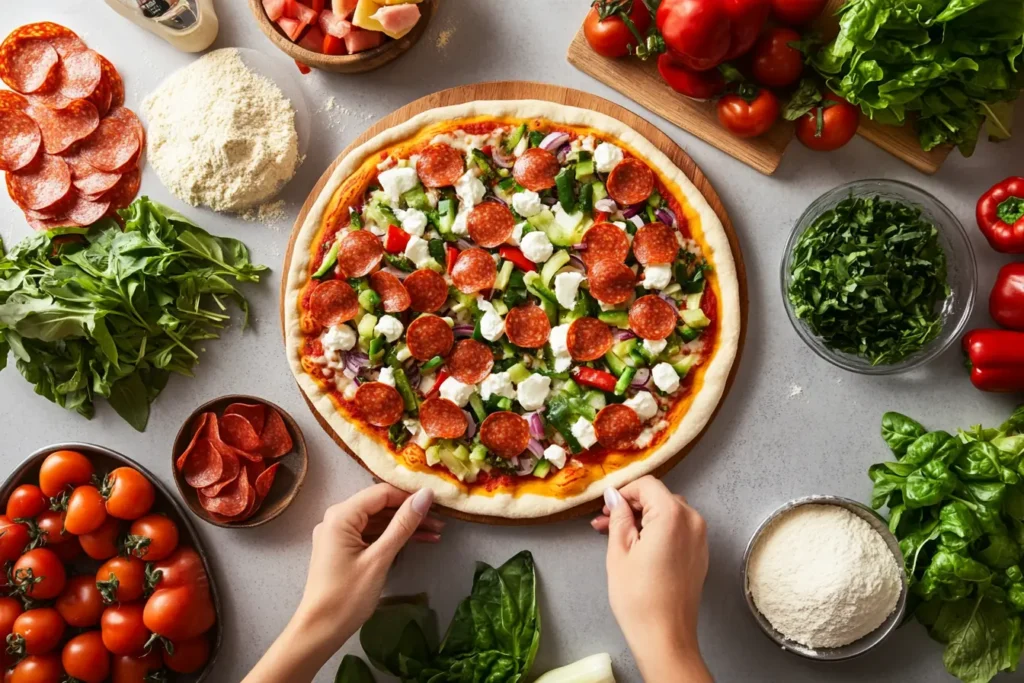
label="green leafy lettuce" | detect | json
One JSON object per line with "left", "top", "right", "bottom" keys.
{"left": 0, "top": 197, "right": 266, "bottom": 431}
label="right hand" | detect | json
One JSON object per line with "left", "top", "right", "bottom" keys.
{"left": 592, "top": 476, "right": 712, "bottom": 681}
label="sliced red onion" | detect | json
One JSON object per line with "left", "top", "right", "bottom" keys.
{"left": 491, "top": 147, "right": 515, "bottom": 169}
{"left": 655, "top": 207, "right": 677, "bottom": 228}
{"left": 539, "top": 132, "right": 570, "bottom": 151}
{"left": 456, "top": 239, "right": 474, "bottom": 251}
{"left": 485, "top": 194, "right": 508, "bottom": 208}
{"left": 572, "top": 242, "right": 588, "bottom": 251}
{"left": 613, "top": 329, "right": 636, "bottom": 342}
{"left": 631, "top": 367, "right": 651, "bottom": 388}
{"left": 556, "top": 143, "right": 571, "bottom": 164}
{"left": 526, "top": 412, "right": 545, "bottom": 440}
{"left": 594, "top": 198, "right": 618, "bottom": 213}
{"left": 519, "top": 452, "right": 540, "bottom": 474}
{"left": 623, "top": 204, "right": 645, "bottom": 219}
{"left": 628, "top": 215, "right": 645, "bottom": 231}
{"left": 567, "top": 255, "right": 587, "bottom": 272}
{"left": 453, "top": 324, "right": 475, "bottom": 338}
{"left": 463, "top": 410, "right": 477, "bottom": 439}
{"left": 541, "top": 196, "right": 558, "bottom": 206}
{"left": 659, "top": 294, "right": 679, "bottom": 312}
{"left": 344, "top": 351, "right": 369, "bottom": 375}
{"left": 342, "top": 367, "right": 357, "bottom": 380}
{"left": 382, "top": 266, "right": 408, "bottom": 280}
{"left": 526, "top": 440, "right": 544, "bottom": 458}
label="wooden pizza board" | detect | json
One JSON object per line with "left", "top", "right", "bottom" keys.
{"left": 566, "top": 0, "right": 952, "bottom": 175}
{"left": 280, "top": 81, "right": 749, "bottom": 525}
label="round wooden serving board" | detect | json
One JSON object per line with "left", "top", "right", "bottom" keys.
{"left": 280, "top": 81, "right": 749, "bottom": 525}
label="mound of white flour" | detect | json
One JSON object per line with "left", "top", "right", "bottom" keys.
{"left": 143, "top": 48, "right": 299, "bottom": 213}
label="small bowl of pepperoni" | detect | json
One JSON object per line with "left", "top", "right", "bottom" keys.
{"left": 171, "top": 395, "right": 308, "bottom": 529}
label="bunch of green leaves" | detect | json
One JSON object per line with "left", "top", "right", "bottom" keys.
{"left": 0, "top": 197, "right": 266, "bottom": 431}
{"left": 338, "top": 551, "right": 539, "bottom": 683}
{"left": 787, "top": 194, "right": 949, "bottom": 365}
{"left": 810, "top": 0, "right": 1024, "bottom": 155}
{"left": 869, "top": 406, "right": 1024, "bottom": 683}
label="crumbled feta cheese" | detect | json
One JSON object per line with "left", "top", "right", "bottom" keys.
{"left": 451, "top": 209, "right": 470, "bottom": 236}
{"left": 418, "top": 372, "right": 436, "bottom": 394}
{"left": 455, "top": 170, "right": 486, "bottom": 208}
{"left": 439, "top": 377, "right": 475, "bottom": 407}
{"left": 343, "top": 382, "right": 358, "bottom": 400}
{"left": 642, "top": 264, "right": 672, "bottom": 290}
{"left": 652, "top": 362, "right": 681, "bottom": 394}
{"left": 510, "top": 221, "right": 525, "bottom": 246}
{"left": 377, "top": 366, "right": 396, "bottom": 387}
{"left": 512, "top": 190, "right": 543, "bottom": 218}
{"left": 594, "top": 143, "right": 624, "bottom": 173}
{"left": 480, "top": 372, "right": 515, "bottom": 401}
{"left": 513, "top": 134, "right": 529, "bottom": 157}
{"left": 554, "top": 271, "right": 584, "bottom": 309}
{"left": 404, "top": 235, "right": 433, "bottom": 268}
{"left": 521, "top": 231, "right": 554, "bottom": 263}
{"left": 477, "top": 299, "right": 505, "bottom": 341}
{"left": 635, "top": 427, "right": 655, "bottom": 449}
{"left": 579, "top": 135, "right": 597, "bottom": 153}
{"left": 571, "top": 417, "right": 598, "bottom": 450}
{"left": 374, "top": 315, "right": 404, "bottom": 343}
{"left": 548, "top": 324, "right": 572, "bottom": 373}
{"left": 376, "top": 156, "right": 396, "bottom": 172}
{"left": 395, "top": 207, "right": 427, "bottom": 237}
{"left": 643, "top": 338, "right": 668, "bottom": 357}
{"left": 625, "top": 391, "right": 658, "bottom": 422}
{"left": 544, "top": 444, "right": 568, "bottom": 469}
{"left": 517, "top": 374, "right": 551, "bottom": 411}
{"left": 378, "top": 167, "right": 419, "bottom": 204}
{"left": 321, "top": 324, "right": 356, "bottom": 353}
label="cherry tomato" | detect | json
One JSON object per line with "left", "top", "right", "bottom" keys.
{"left": 751, "top": 27, "right": 804, "bottom": 88}
{"left": 48, "top": 541, "right": 81, "bottom": 564}
{"left": 56, "top": 576, "right": 105, "bottom": 628}
{"left": 583, "top": 1, "right": 652, "bottom": 58}
{"left": 38, "top": 451, "right": 94, "bottom": 498}
{"left": 9, "top": 609, "right": 65, "bottom": 656}
{"left": 722, "top": 0, "right": 771, "bottom": 60}
{"left": 144, "top": 549, "right": 215, "bottom": 641}
{"left": 717, "top": 88, "right": 780, "bottom": 138}
{"left": 657, "top": 0, "right": 731, "bottom": 71}
{"left": 126, "top": 515, "right": 179, "bottom": 562}
{"left": 5, "top": 486, "right": 47, "bottom": 521}
{"left": 9, "top": 654, "right": 62, "bottom": 683}
{"left": 162, "top": 635, "right": 210, "bottom": 674}
{"left": 150, "top": 547, "right": 207, "bottom": 589}
{"left": 96, "top": 556, "right": 146, "bottom": 604}
{"left": 770, "top": 0, "right": 827, "bottom": 25}
{"left": 100, "top": 603, "right": 150, "bottom": 656}
{"left": 12, "top": 549, "right": 66, "bottom": 600}
{"left": 61, "top": 632, "right": 110, "bottom": 683}
{"left": 0, "top": 598, "right": 24, "bottom": 637}
{"left": 111, "top": 651, "right": 162, "bottom": 683}
{"left": 102, "top": 469, "right": 154, "bottom": 521}
{"left": 65, "top": 486, "right": 107, "bottom": 536}
{"left": 0, "top": 517, "right": 30, "bottom": 564}
{"left": 78, "top": 518, "right": 121, "bottom": 561}
{"left": 33, "top": 512, "right": 70, "bottom": 547}
{"left": 657, "top": 52, "right": 726, "bottom": 99}
{"left": 795, "top": 91, "right": 860, "bottom": 151}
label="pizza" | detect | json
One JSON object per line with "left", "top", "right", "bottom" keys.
{"left": 284, "top": 100, "right": 740, "bottom": 519}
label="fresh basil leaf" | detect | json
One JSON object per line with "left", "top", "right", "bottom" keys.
{"left": 883, "top": 412, "right": 928, "bottom": 457}
{"left": 334, "top": 655, "right": 375, "bottom": 683}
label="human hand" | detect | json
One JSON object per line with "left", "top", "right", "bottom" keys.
{"left": 592, "top": 476, "right": 712, "bottom": 682}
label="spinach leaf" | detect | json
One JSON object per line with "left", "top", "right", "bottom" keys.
{"left": 359, "top": 602, "right": 437, "bottom": 676}
{"left": 883, "top": 412, "right": 928, "bottom": 456}
{"left": 927, "top": 596, "right": 1022, "bottom": 683}
{"left": 335, "top": 655, "right": 376, "bottom": 683}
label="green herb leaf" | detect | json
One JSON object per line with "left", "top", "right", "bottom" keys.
{"left": 335, "top": 655, "right": 376, "bottom": 683}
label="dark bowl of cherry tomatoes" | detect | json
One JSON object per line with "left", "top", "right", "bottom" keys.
{"left": 0, "top": 443, "right": 222, "bottom": 682}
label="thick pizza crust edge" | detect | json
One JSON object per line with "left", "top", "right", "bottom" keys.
{"left": 284, "top": 100, "right": 740, "bottom": 519}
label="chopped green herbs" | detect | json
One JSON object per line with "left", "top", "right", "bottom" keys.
{"left": 787, "top": 194, "right": 950, "bottom": 365}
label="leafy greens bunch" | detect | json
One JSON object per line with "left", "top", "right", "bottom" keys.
{"left": 0, "top": 198, "right": 267, "bottom": 431}
{"left": 338, "top": 551, "right": 540, "bottom": 683}
{"left": 787, "top": 194, "right": 949, "bottom": 365}
{"left": 869, "top": 406, "right": 1024, "bottom": 683}
{"left": 811, "top": 0, "right": 1024, "bottom": 155}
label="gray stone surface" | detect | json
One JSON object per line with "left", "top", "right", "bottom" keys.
{"left": 2, "top": 1, "right": 1022, "bottom": 681}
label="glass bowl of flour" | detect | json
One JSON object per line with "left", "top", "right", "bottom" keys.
{"left": 742, "top": 496, "right": 908, "bottom": 660}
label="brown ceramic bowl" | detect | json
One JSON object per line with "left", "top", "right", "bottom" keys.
{"left": 247, "top": 0, "right": 438, "bottom": 74}
{"left": 172, "top": 395, "right": 308, "bottom": 529}
{"left": 1, "top": 443, "right": 223, "bottom": 682}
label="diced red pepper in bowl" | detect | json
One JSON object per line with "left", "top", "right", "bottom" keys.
{"left": 323, "top": 33, "right": 346, "bottom": 55}
{"left": 264, "top": 0, "right": 287, "bottom": 21}
{"left": 344, "top": 27, "right": 383, "bottom": 54}
{"left": 277, "top": 16, "right": 304, "bottom": 40}
{"left": 291, "top": 1, "right": 320, "bottom": 26}
{"left": 297, "top": 25, "right": 325, "bottom": 53}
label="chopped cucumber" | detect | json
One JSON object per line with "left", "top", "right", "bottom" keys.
{"left": 425, "top": 445, "right": 441, "bottom": 467}
{"left": 604, "top": 350, "right": 627, "bottom": 377}
{"left": 578, "top": 182, "right": 594, "bottom": 215}
{"left": 402, "top": 186, "right": 430, "bottom": 211}
{"left": 685, "top": 292, "right": 704, "bottom": 310}
{"left": 679, "top": 325, "right": 702, "bottom": 342}
{"left": 597, "top": 310, "right": 630, "bottom": 329}
{"left": 524, "top": 271, "right": 558, "bottom": 306}
{"left": 545, "top": 206, "right": 587, "bottom": 247}
{"left": 614, "top": 367, "right": 636, "bottom": 396}
{"left": 672, "top": 356, "right": 697, "bottom": 377}
{"left": 438, "top": 448, "right": 473, "bottom": 481}
{"left": 470, "top": 444, "right": 489, "bottom": 462}
{"left": 358, "top": 289, "right": 381, "bottom": 313}
{"left": 454, "top": 444, "right": 471, "bottom": 461}
{"left": 612, "top": 338, "right": 638, "bottom": 358}
{"left": 508, "top": 363, "right": 531, "bottom": 384}
{"left": 494, "top": 260, "right": 514, "bottom": 292}
{"left": 497, "top": 396, "right": 513, "bottom": 411}
{"left": 576, "top": 159, "right": 596, "bottom": 180}
{"left": 312, "top": 242, "right": 339, "bottom": 279}
{"left": 365, "top": 198, "right": 398, "bottom": 229}
{"left": 504, "top": 124, "right": 527, "bottom": 154}
{"left": 436, "top": 198, "right": 456, "bottom": 235}
{"left": 556, "top": 166, "right": 576, "bottom": 213}
{"left": 681, "top": 308, "right": 711, "bottom": 329}
{"left": 396, "top": 345, "right": 411, "bottom": 362}
{"left": 540, "top": 250, "right": 571, "bottom": 289}
{"left": 357, "top": 314, "right": 378, "bottom": 341}
{"left": 539, "top": 296, "right": 558, "bottom": 325}
{"left": 592, "top": 181, "right": 608, "bottom": 203}
{"left": 532, "top": 460, "right": 552, "bottom": 479}
{"left": 491, "top": 299, "right": 508, "bottom": 316}
{"left": 527, "top": 208, "right": 555, "bottom": 231}
{"left": 584, "top": 390, "right": 607, "bottom": 411}
{"left": 469, "top": 393, "right": 487, "bottom": 423}
{"left": 563, "top": 378, "right": 581, "bottom": 397}
{"left": 349, "top": 207, "right": 363, "bottom": 229}
{"left": 529, "top": 130, "right": 545, "bottom": 147}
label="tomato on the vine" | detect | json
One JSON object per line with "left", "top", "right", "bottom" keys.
{"left": 751, "top": 27, "right": 804, "bottom": 88}
{"left": 78, "top": 517, "right": 121, "bottom": 561}
{"left": 795, "top": 91, "right": 859, "bottom": 151}
{"left": 100, "top": 603, "right": 150, "bottom": 656}
{"left": 61, "top": 632, "right": 110, "bottom": 683}
{"left": 584, "top": 0, "right": 652, "bottom": 58}
{"left": 0, "top": 517, "right": 30, "bottom": 564}
{"left": 126, "top": 515, "right": 179, "bottom": 562}
{"left": 770, "top": 0, "right": 827, "bottom": 26}
{"left": 657, "top": 53, "right": 725, "bottom": 99}
{"left": 111, "top": 651, "right": 162, "bottom": 683}
{"left": 717, "top": 88, "right": 780, "bottom": 138}
{"left": 48, "top": 540, "right": 82, "bottom": 564}
{"left": 9, "top": 654, "right": 62, "bottom": 683}
{"left": 96, "top": 556, "right": 147, "bottom": 604}
{"left": 102, "top": 468, "right": 154, "bottom": 521}
{"left": 65, "top": 486, "right": 107, "bottom": 536}
{"left": 33, "top": 511, "right": 70, "bottom": 547}
{"left": 144, "top": 548, "right": 215, "bottom": 642}
{"left": 6, "top": 486, "right": 47, "bottom": 521}
{"left": 0, "top": 598, "right": 23, "bottom": 638}
{"left": 38, "top": 451, "right": 94, "bottom": 498}
{"left": 162, "top": 636, "right": 210, "bottom": 674}
{"left": 56, "top": 576, "right": 105, "bottom": 628}
{"left": 9, "top": 608, "right": 65, "bottom": 656}
{"left": 12, "top": 549, "right": 66, "bottom": 600}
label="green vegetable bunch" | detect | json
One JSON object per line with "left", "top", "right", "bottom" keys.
{"left": 338, "top": 551, "right": 540, "bottom": 683}
{"left": 811, "top": 0, "right": 1024, "bottom": 155}
{"left": 0, "top": 198, "right": 267, "bottom": 431}
{"left": 869, "top": 406, "right": 1024, "bottom": 683}
{"left": 788, "top": 194, "right": 949, "bottom": 365}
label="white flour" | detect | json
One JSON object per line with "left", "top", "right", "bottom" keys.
{"left": 747, "top": 504, "right": 902, "bottom": 649}
{"left": 143, "top": 49, "right": 299, "bottom": 213}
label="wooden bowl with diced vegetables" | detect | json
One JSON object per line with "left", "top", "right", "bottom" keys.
{"left": 249, "top": 0, "right": 438, "bottom": 74}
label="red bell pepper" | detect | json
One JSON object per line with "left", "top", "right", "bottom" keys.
{"left": 594, "top": 210, "right": 610, "bottom": 225}
{"left": 427, "top": 370, "right": 449, "bottom": 398}
{"left": 384, "top": 225, "right": 410, "bottom": 254}
{"left": 311, "top": 0, "right": 325, "bottom": 12}
{"left": 498, "top": 246, "right": 537, "bottom": 272}
{"left": 294, "top": 60, "right": 312, "bottom": 75}
{"left": 446, "top": 245, "right": 459, "bottom": 274}
{"left": 963, "top": 329, "right": 1024, "bottom": 392}
{"left": 323, "top": 33, "right": 345, "bottom": 55}
{"left": 991, "top": 263, "right": 1024, "bottom": 331}
{"left": 573, "top": 366, "right": 618, "bottom": 393}
{"left": 977, "top": 176, "right": 1024, "bottom": 254}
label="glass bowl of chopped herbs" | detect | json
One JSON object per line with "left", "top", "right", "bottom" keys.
{"left": 782, "top": 180, "right": 976, "bottom": 374}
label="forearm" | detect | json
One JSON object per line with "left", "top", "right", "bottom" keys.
{"left": 630, "top": 634, "right": 713, "bottom": 683}
{"left": 242, "top": 611, "right": 353, "bottom": 683}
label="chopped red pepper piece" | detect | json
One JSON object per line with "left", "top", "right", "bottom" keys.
{"left": 594, "top": 211, "right": 610, "bottom": 224}
{"left": 991, "top": 263, "right": 1024, "bottom": 331}
{"left": 446, "top": 245, "right": 459, "bottom": 274}
{"left": 323, "top": 33, "right": 345, "bottom": 55}
{"left": 962, "top": 329, "right": 1024, "bottom": 392}
{"left": 384, "top": 225, "right": 410, "bottom": 254}
{"left": 427, "top": 370, "right": 450, "bottom": 397}
{"left": 977, "top": 176, "right": 1024, "bottom": 253}
{"left": 294, "top": 60, "right": 312, "bottom": 75}
{"left": 311, "top": 0, "right": 325, "bottom": 12}
{"left": 572, "top": 366, "right": 618, "bottom": 393}
{"left": 498, "top": 246, "right": 537, "bottom": 272}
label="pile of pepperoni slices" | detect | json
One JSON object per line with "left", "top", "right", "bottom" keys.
{"left": 0, "top": 22, "right": 143, "bottom": 231}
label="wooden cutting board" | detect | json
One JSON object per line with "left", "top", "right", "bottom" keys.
{"left": 281, "top": 81, "right": 749, "bottom": 525}
{"left": 566, "top": 0, "right": 953, "bottom": 175}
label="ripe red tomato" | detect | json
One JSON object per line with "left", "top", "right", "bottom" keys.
{"left": 0, "top": 517, "right": 30, "bottom": 564}
{"left": 38, "top": 451, "right": 94, "bottom": 498}
{"left": 144, "top": 549, "right": 215, "bottom": 641}
{"left": 751, "top": 27, "right": 804, "bottom": 87}
{"left": 33, "top": 512, "right": 70, "bottom": 547}
{"left": 9, "top": 609, "right": 65, "bottom": 656}
{"left": 770, "top": 0, "right": 827, "bottom": 25}
{"left": 795, "top": 91, "right": 860, "bottom": 151}
{"left": 9, "top": 654, "right": 62, "bottom": 683}
{"left": 111, "top": 651, "right": 162, "bottom": 683}
{"left": 96, "top": 557, "right": 146, "bottom": 604}
{"left": 103, "top": 469, "right": 154, "bottom": 521}
{"left": 12, "top": 549, "right": 66, "bottom": 600}
{"left": 0, "top": 598, "right": 23, "bottom": 638}
{"left": 657, "top": 52, "right": 726, "bottom": 99}
{"left": 65, "top": 486, "right": 107, "bottom": 536}
{"left": 717, "top": 88, "right": 780, "bottom": 137}
{"left": 6, "top": 486, "right": 47, "bottom": 521}
{"left": 48, "top": 541, "right": 82, "bottom": 564}
{"left": 61, "top": 632, "right": 110, "bottom": 683}
{"left": 100, "top": 603, "right": 150, "bottom": 656}
{"left": 78, "top": 518, "right": 121, "bottom": 561}
{"left": 56, "top": 576, "right": 105, "bottom": 628}
{"left": 127, "top": 515, "right": 179, "bottom": 562}
{"left": 721, "top": 0, "right": 770, "bottom": 60}
{"left": 583, "top": 0, "right": 652, "bottom": 58}
{"left": 657, "top": 0, "right": 732, "bottom": 71}
{"left": 162, "top": 636, "right": 210, "bottom": 674}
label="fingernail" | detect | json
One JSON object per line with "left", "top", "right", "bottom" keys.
{"left": 604, "top": 487, "right": 623, "bottom": 510}
{"left": 412, "top": 488, "right": 434, "bottom": 516}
